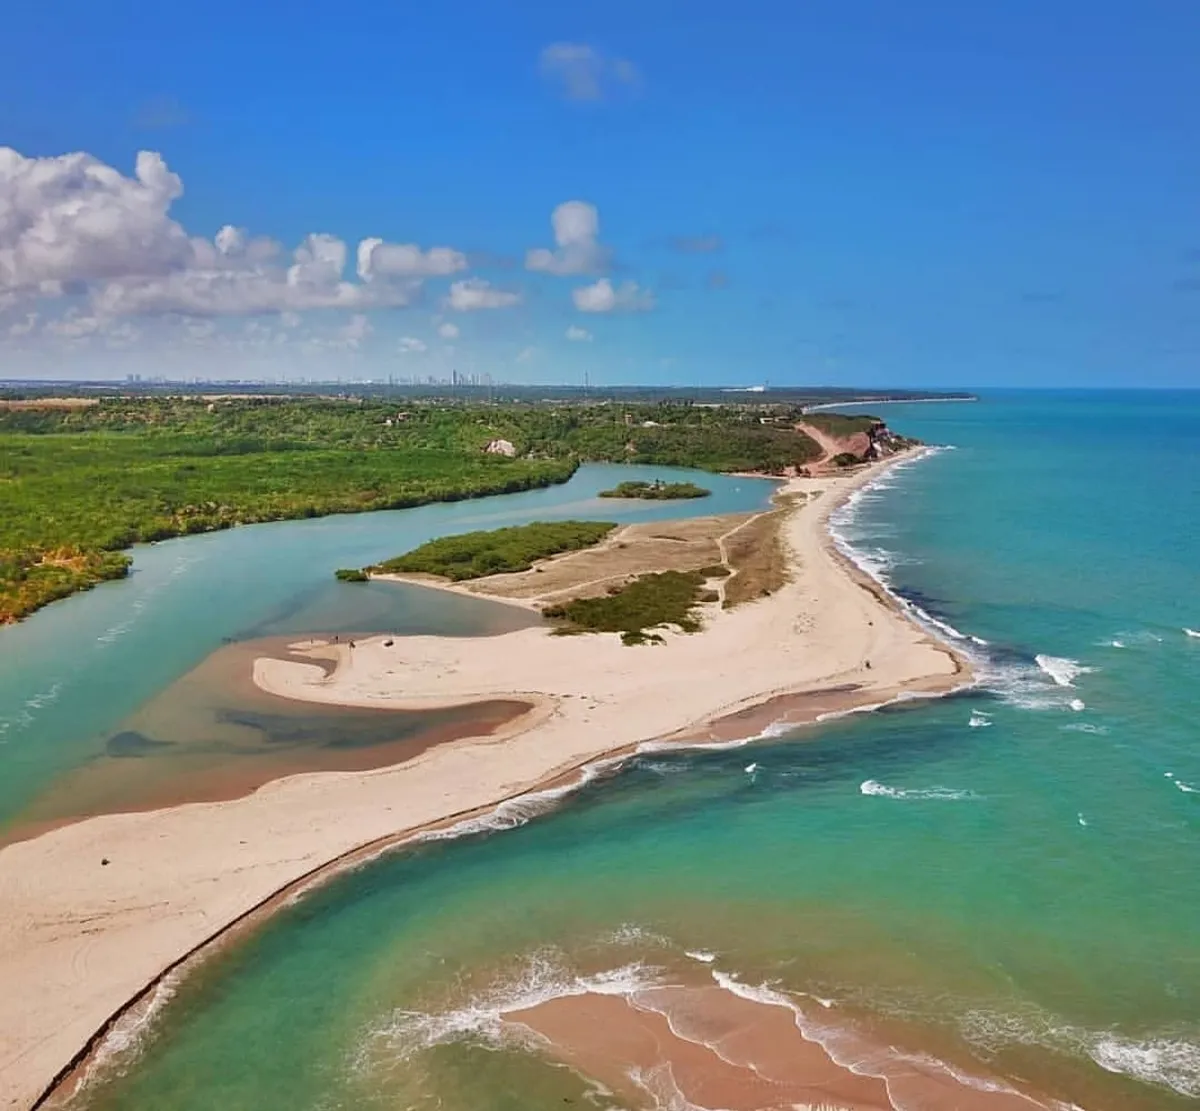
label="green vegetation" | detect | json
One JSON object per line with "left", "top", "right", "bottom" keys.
{"left": 370, "top": 521, "right": 616, "bottom": 581}
{"left": 544, "top": 568, "right": 723, "bottom": 645}
{"left": 0, "top": 394, "right": 910, "bottom": 623}
{"left": 831, "top": 452, "right": 863, "bottom": 467}
{"left": 0, "top": 398, "right": 582, "bottom": 623}
{"left": 801, "top": 413, "right": 880, "bottom": 437}
{"left": 598, "top": 480, "right": 710, "bottom": 500}
{"left": 335, "top": 568, "right": 369, "bottom": 583}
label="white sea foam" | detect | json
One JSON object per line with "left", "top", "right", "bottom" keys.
{"left": 1185, "top": 628, "right": 1200, "bottom": 639}
{"left": 684, "top": 950, "right": 717, "bottom": 964}
{"left": 744, "top": 762, "right": 758, "bottom": 774}
{"left": 363, "top": 952, "right": 660, "bottom": 1065}
{"left": 824, "top": 449, "right": 1091, "bottom": 722}
{"left": 1089, "top": 1034, "right": 1200, "bottom": 1098}
{"left": 983, "top": 653, "right": 1096, "bottom": 715}
{"left": 1077, "top": 813, "right": 1088, "bottom": 827}
{"left": 968, "top": 711, "right": 993, "bottom": 729}
{"left": 1175, "top": 780, "right": 1199, "bottom": 795}
{"left": 962, "top": 1004, "right": 1200, "bottom": 1100}
{"left": 710, "top": 970, "right": 1063, "bottom": 1111}
{"left": 860, "top": 779, "right": 979, "bottom": 801}
{"left": 415, "top": 758, "right": 624, "bottom": 844}
{"left": 1034, "top": 655, "right": 1092, "bottom": 688}
{"left": 1060, "top": 722, "right": 1108, "bottom": 735}
{"left": 73, "top": 970, "right": 183, "bottom": 1090}
{"left": 637, "top": 719, "right": 793, "bottom": 756}
{"left": 607, "top": 924, "right": 672, "bottom": 948}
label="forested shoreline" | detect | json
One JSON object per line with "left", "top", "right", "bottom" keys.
{"left": 0, "top": 395, "right": 867, "bottom": 623}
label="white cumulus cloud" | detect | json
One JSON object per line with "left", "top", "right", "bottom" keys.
{"left": 572, "top": 278, "right": 654, "bottom": 313}
{"left": 538, "top": 44, "right": 641, "bottom": 102}
{"left": 0, "top": 146, "right": 467, "bottom": 322}
{"left": 525, "top": 201, "right": 608, "bottom": 276}
{"left": 398, "top": 335, "right": 427, "bottom": 353}
{"left": 0, "top": 147, "right": 190, "bottom": 292}
{"left": 437, "top": 321, "right": 460, "bottom": 339}
{"left": 357, "top": 238, "right": 467, "bottom": 280}
{"left": 446, "top": 278, "right": 521, "bottom": 311}
{"left": 565, "top": 324, "right": 593, "bottom": 341}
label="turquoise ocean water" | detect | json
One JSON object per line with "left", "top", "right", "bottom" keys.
{"left": 7, "top": 394, "right": 1199, "bottom": 1110}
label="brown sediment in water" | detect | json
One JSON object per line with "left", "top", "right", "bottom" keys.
{"left": 506, "top": 985, "right": 1064, "bottom": 1111}
{"left": 3, "top": 635, "right": 531, "bottom": 848}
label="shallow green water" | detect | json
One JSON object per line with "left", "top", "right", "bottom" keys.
{"left": 17, "top": 396, "right": 1200, "bottom": 1110}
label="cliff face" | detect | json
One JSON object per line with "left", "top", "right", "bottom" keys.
{"left": 864, "top": 420, "right": 916, "bottom": 460}
{"left": 795, "top": 418, "right": 917, "bottom": 472}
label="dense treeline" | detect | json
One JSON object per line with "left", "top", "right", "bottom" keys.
{"left": 0, "top": 395, "right": 837, "bottom": 468}
{"left": 370, "top": 521, "right": 616, "bottom": 581}
{"left": 0, "top": 396, "right": 872, "bottom": 623}
{"left": 0, "top": 418, "right": 576, "bottom": 623}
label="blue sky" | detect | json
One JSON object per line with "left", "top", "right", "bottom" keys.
{"left": 2, "top": 0, "right": 1199, "bottom": 387}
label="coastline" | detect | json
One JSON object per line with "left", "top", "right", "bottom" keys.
{"left": 802, "top": 396, "right": 977, "bottom": 412}
{"left": 0, "top": 449, "right": 970, "bottom": 1111}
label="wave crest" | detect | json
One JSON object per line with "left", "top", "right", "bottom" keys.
{"left": 1034, "top": 655, "right": 1093, "bottom": 688}
{"left": 860, "top": 779, "right": 979, "bottom": 801}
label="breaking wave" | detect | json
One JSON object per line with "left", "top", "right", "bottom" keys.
{"left": 1034, "top": 656, "right": 1093, "bottom": 688}
{"left": 826, "top": 448, "right": 1095, "bottom": 717}
{"left": 1164, "top": 773, "right": 1198, "bottom": 795}
{"left": 860, "top": 779, "right": 979, "bottom": 801}
{"left": 962, "top": 1004, "right": 1200, "bottom": 1100}
{"left": 361, "top": 951, "right": 659, "bottom": 1064}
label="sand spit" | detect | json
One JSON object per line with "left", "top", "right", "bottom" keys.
{"left": 0, "top": 452, "right": 967, "bottom": 1111}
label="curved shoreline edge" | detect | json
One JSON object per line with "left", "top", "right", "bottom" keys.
{"left": 1, "top": 448, "right": 970, "bottom": 1111}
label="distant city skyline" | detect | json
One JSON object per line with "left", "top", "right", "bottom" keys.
{"left": 3, "top": 1, "right": 1200, "bottom": 388}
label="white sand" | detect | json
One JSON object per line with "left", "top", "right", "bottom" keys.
{"left": 0, "top": 455, "right": 966, "bottom": 1111}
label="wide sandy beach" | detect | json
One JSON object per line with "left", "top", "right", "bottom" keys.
{"left": 0, "top": 452, "right": 969, "bottom": 1111}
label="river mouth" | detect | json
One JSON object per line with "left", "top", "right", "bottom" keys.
{"left": 5, "top": 633, "right": 533, "bottom": 842}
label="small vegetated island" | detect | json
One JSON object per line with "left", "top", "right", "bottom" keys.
{"left": 356, "top": 519, "right": 736, "bottom": 646}
{"left": 364, "top": 521, "right": 617, "bottom": 581}
{"left": 597, "top": 479, "right": 710, "bottom": 500}
{"left": 1, "top": 389, "right": 943, "bottom": 622}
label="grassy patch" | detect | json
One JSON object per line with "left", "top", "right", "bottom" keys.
{"left": 371, "top": 521, "right": 616, "bottom": 581}
{"left": 801, "top": 413, "right": 879, "bottom": 437}
{"left": 598, "top": 480, "right": 710, "bottom": 500}
{"left": 543, "top": 569, "right": 720, "bottom": 643}
{"left": 722, "top": 501, "right": 800, "bottom": 607}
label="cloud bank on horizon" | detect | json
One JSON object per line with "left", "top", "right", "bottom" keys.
{"left": 2, "top": 3, "right": 1199, "bottom": 387}
{"left": 0, "top": 138, "right": 671, "bottom": 379}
